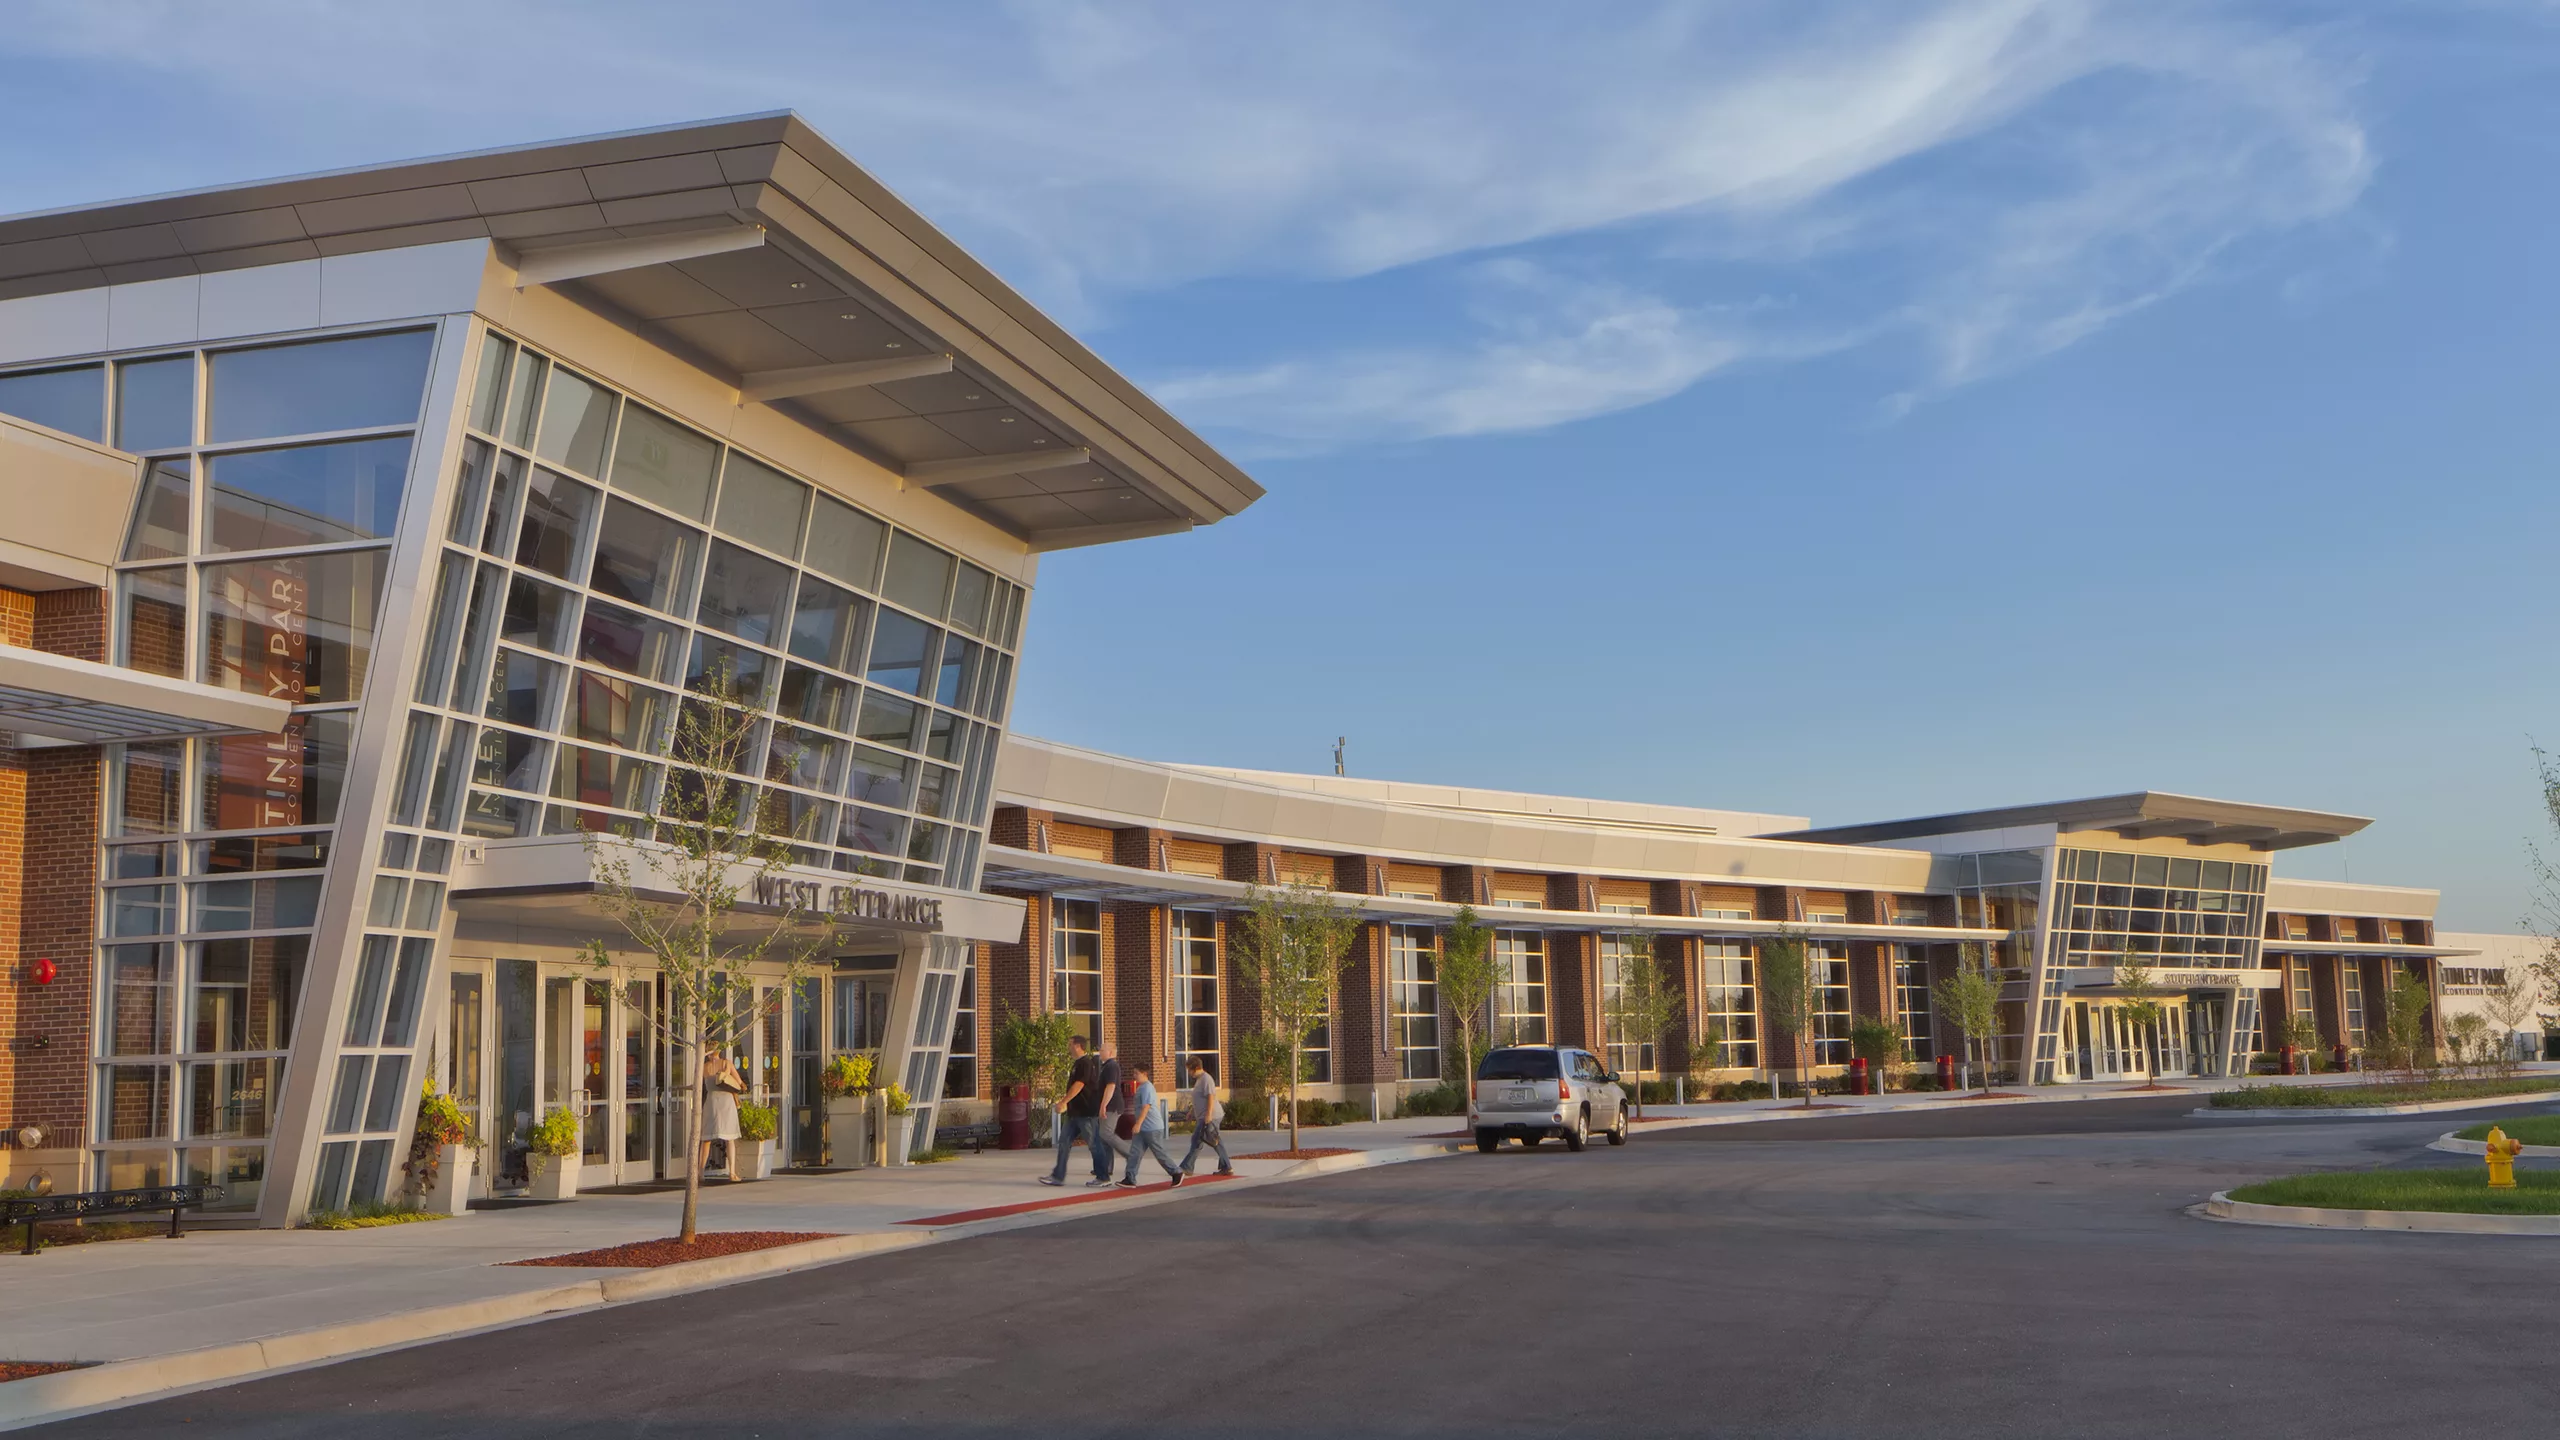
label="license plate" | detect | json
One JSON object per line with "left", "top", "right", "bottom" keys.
{"left": 1503, "top": 1086, "right": 1536, "bottom": 1105}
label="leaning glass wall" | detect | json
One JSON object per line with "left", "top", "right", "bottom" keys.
{"left": 87, "top": 327, "right": 439, "bottom": 1206}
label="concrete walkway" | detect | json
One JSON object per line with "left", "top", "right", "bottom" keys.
{"left": 5, "top": 1064, "right": 2544, "bottom": 1426}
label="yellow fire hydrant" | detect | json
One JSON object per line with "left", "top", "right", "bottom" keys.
{"left": 2484, "top": 1125, "right": 2524, "bottom": 1190}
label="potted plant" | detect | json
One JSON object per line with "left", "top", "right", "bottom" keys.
{"left": 527, "top": 1106, "right": 582, "bottom": 1200}
{"left": 820, "top": 1052, "right": 875, "bottom": 1169}
{"left": 404, "top": 1080, "right": 479, "bottom": 1215}
{"left": 990, "top": 1007, "right": 1073, "bottom": 1151}
{"left": 882, "top": 1084, "right": 915, "bottom": 1167}
{"left": 733, "top": 1100, "right": 778, "bottom": 1181}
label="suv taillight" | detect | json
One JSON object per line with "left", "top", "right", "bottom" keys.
{"left": 1557, "top": 1077, "right": 1572, "bottom": 1102}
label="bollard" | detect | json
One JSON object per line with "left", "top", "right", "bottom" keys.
{"left": 1676, "top": 1076, "right": 1684, "bottom": 1106}
{"left": 1371, "top": 1089, "right": 1380, "bottom": 1125}
{"left": 1849, "top": 1055, "right": 1870, "bottom": 1097}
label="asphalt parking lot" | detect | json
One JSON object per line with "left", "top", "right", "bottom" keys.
{"left": 44, "top": 1096, "right": 2560, "bottom": 1438}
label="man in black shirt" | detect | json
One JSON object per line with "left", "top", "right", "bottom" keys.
{"left": 1042, "top": 1036, "right": 1109, "bottom": 1187}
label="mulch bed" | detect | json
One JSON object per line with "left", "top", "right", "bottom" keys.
{"left": 1961, "top": 1091, "right": 2029, "bottom": 1100}
{"left": 1243, "top": 1148, "right": 1356, "bottom": 1160}
{"left": 0, "top": 1361, "right": 98, "bottom": 1384}
{"left": 505, "top": 1231, "right": 839, "bottom": 1269}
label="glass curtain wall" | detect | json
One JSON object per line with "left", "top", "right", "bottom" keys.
{"left": 421, "top": 333, "right": 1023, "bottom": 884}
{"left": 1598, "top": 933, "right": 1652, "bottom": 1076}
{"left": 88, "top": 328, "right": 439, "bottom": 1207}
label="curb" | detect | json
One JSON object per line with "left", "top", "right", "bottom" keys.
{"left": 2191, "top": 1093, "right": 2560, "bottom": 1119}
{"left": 1276, "top": 1139, "right": 1466, "bottom": 1175}
{"left": 2195, "top": 1190, "right": 2560, "bottom": 1236}
{"left": 2428, "top": 1131, "right": 2560, "bottom": 1158}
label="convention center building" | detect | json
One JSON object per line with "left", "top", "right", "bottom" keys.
{"left": 0, "top": 118, "right": 2545, "bottom": 1225}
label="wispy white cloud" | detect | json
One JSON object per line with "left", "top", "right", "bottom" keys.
{"left": 0, "top": 0, "right": 2381, "bottom": 446}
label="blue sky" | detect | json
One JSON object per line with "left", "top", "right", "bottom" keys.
{"left": 3, "top": 2, "right": 2554, "bottom": 928}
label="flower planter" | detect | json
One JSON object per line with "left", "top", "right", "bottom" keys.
{"left": 731, "top": 1138, "right": 771, "bottom": 1181}
{"left": 827, "top": 1099, "right": 872, "bottom": 1169}
{"left": 421, "top": 1144, "right": 475, "bottom": 1215}
{"left": 885, "top": 1113, "right": 914, "bottom": 1166}
{"left": 996, "top": 1084, "right": 1031, "bottom": 1150}
{"left": 528, "top": 1156, "right": 580, "bottom": 1200}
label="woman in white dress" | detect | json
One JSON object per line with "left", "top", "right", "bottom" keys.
{"left": 700, "top": 1052, "right": 746, "bottom": 1177}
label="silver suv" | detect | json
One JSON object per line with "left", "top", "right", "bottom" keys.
{"left": 1470, "top": 1046, "right": 1628, "bottom": 1152}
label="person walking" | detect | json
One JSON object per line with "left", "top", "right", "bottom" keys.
{"left": 1042, "top": 1036, "right": 1105, "bottom": 1187}
{"left": 1117, "top": 1061, "right": 1184, "bottom": 1188}
{"left": 1179, "top": 1056, "right": 1233, "bottom": 1177}
{"left": 699, "top": 1051, "right": 747, "bottom": 1178}
{"left": 1096, "top": 1039, "right": 1130, "bottom": 1175}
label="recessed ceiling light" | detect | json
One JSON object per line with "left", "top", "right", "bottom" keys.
{"left": 999, "top": 416, "right": 1016, "bottom": 423}
{"left": 788, "top": 282, "right": 807, "bottom": 290}
{"left": 839, "top": 312, "right": 859, "bottom": 320}
{"left": 1120, "top": 493, "right": 1134, "bottom": 500}
{"left": 884, "top": 342, "right": 902, "bottom": 349}
{"left": 963, "top": 393, "right": 981, "bottom": 401}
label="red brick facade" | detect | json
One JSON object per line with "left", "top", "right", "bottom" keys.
{"left": 2, "top": 587, "right": 107, "bottom": 1149}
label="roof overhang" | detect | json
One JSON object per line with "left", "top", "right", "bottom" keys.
{"left": 449, "top": 833, "right": 1025, "bottom": 946}
{"left": 0, "top": 113, "right": 1262, "bottom": 553}
{"left": 0, "top": 644, "right": 293, "bottom": 745}
{"left": 0, "top": 416, "right": 141, "bottom": 591}
{"left": 982, "top": 846, "right": 2007, "bottom": 944}
{"left": 1768, "top": 792, "right": 2370, "bottom": 853}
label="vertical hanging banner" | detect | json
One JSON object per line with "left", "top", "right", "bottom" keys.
{"left": 204, "top": 558, "right": 311, "bottom": 832}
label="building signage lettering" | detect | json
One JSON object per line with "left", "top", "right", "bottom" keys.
{"left": 751, "top": 874, "right": 943, "bottom": 931}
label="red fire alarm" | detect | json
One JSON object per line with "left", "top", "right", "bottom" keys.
{"left": 27, "top": 959, "right": 56, "bottom": 986}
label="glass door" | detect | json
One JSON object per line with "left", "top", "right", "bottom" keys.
{"left": 618, "top": 979, "right": 659, "bottom": 1185}
{"left": 446, "top": 967, "right": 487, "bottom": 1162}
{"left": 495, "top": 959, "right": 538, "bottom": 1189}
{"left": 577, "top": 980, "right": 610, "bottom": 1169}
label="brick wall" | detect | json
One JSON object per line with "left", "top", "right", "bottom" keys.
{"left": 1109, "top": 901, "right": 1163, "bottom": 1074}
{"left": 3, "top": 589, "right": 104, "bottom": 1147}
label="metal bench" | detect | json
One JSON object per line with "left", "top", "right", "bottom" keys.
{"left": 0, "top": 1183, "right": 225, "bottom": 1255}
{"left": 931, "top": 1121, "right": 1001, "bottom": 1153}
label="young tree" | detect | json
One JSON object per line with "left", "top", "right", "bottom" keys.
{"left": 1601, "top": 933, "right": 1684, "bottom": 1118}
{"left": 1435, "top": 905, "right": 1498, "bottom": 1094}
{"left": 2374, "top": 971, "right": 2435, "bottom": 1080}
{"left": 2278, "top": 1010, "right": 2324, "bottom": 1072}
{"left": 991, "top": 1004, "right": 1075, "bottom": 1142}
{"left": 2444, "top": 1012, "right": 2490, "bottom": 1079}
{"left": 2482, "top": 969, "right": 2539, "bottom": 1076}
{"left": 2526, "top": 747, "right": 2560, "bottom": 1011}
{"left": 1848, "top": 1015, "right": 1906, "bottom": 1093}
{"left": 1231, "top": 878, "right": 1364, "bottom": 1152}
{"left": 2114, "top": 946, "right": 2168, "bottom": 1082}
{"left": 1933, "top": 942, "right": 2004, "bottom": 1095}
{"left": 1756, "top": 929, "right": 1819, "bottom": 1108}
{"left": 580, "top": 678, "right": 834, "bottom": 1244}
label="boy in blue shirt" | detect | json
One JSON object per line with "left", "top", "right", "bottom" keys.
{"left": 1116, "top": 1061, "right": 1185, "bottom": 1188}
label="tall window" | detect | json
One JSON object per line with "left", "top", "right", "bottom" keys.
{"left": 2288, "top": 960, "right": 2315, "bottom": 1039}
{"left": 1389, "top": 925, "right": 1440, "bottom": 1081}
{"left": 1493, "top": 930, "right": 1547, "bottom": 1045}
{"left": 1598, "top": 933, "right": 1651, "bottom": 1076}
{"left": 943, "top": 955, "right": 977, "bottom": 1099}
{"left": 1170, "top": 910, "right": 1219, "bottom": 1080}
{"left": 1892, "top": 946, "right": 1933, "bottom": 1062}
{"left": 1700, "top": 940, "right": 1756, "bottom": 1068}
{"left": 1811, "top": 942, "right": 1852, "bottom": 1066}
{"left": 1051, "top": 900, "right": 1103, "bottom": 1046}
{"left": 1301, "top": 967, "right": 1335, "bottom": 1084}
{"left": 2340, "top": 961, "right": 2367, "bottom": 1046}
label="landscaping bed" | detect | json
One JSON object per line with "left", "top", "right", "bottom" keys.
{"left": 506, "top": 1231, "right": 840, "bottom": 1268}
{"left": 2208, "top": 1077, "right": 2560, "bottom": 1110}
{"left": 0, "top": 1220, "right": 171, "bottom": 1253}
{"left": 2454, "top": 1115, "right": 2560, "bottom": 1146}
{"left": 1240, "top": 1148, "right": 1357, "bottom": 1161}
{"left": 2227, "top": 1168, "right": 2560, "bottom": 1216}
{"left": 0, "top": 1361, "right": 97, "bottom": 1384}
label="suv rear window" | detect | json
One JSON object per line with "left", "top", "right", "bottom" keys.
{"left": 1477, "top": 1049, "right": 1560, "bottom": 1081}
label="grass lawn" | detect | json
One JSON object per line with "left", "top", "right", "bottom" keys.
{"left": 2228, "top": 1167, "right": 2560, "bottom": 1215}
{"left": 2453, "top": 1115, "right": 2560, "bottom": 1145}
{"left": 2207, "top": 1077, "right": 2560, "bottom": 1110}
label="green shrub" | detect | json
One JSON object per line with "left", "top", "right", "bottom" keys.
{"left": 1396, "top": 1083, "right": 1469, "bottom": 1118}
{"left": 913, "top": 1145, "right": 961, "bottom": 1164}
{"left": 737, "top": 1101, "right": 779, "bottom": 1143}
{"left": 307, "top": 1200, "right": 451, "bottom": 1230}
{"left": 2210, "top": 1077, "right": 2560, "bottom": 1110}
{"left": 1229, "top": 1031, "right": 1293, "bottom": 1094}
{"left": 1710, "top": 1080, "right": 1775, "bottom": 1102}
{"left": 529, "top": 1105, "right": 580, "bottom": 1161}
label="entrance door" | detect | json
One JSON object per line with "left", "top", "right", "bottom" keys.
{"left": 2071, "top": 1002, "right": 2095, "bottom": 1081}
{"left": 616, "top": 979, "right": 661, "bottom": 1185}
{"left": 577, "top": 980, "right": 610, "bottom": 1171}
